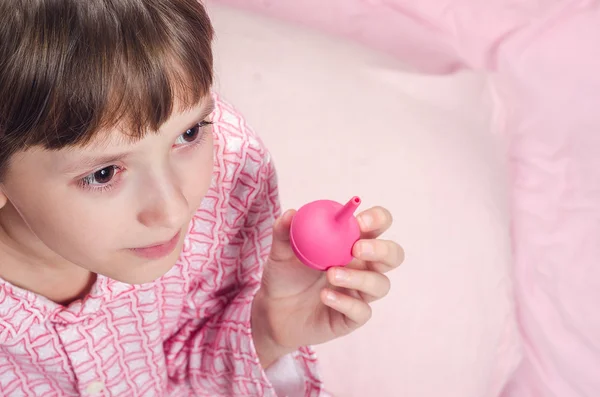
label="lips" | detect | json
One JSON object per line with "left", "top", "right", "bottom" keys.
{"left": 129, "top": 231, "right": 181, "bottom": 260}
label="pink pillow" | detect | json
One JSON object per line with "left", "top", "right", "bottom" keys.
{"left": 211, "top": 1, "right": 600, "bottom": 396}
{"left": 492, "top": 6, "right": 600, "bottom": 397}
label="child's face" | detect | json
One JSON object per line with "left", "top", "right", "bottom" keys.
{"left": 0, "top": 96, "right": 215, "bottom": 284}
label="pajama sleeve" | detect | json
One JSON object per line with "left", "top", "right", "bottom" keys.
{"left": 163, "top": 145, "right": 323, "bottom": 397}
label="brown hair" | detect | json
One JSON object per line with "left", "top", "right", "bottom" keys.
{"left": 0, "top": 0, "right": 214, "bottom": 179}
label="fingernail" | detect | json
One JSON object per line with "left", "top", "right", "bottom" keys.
{"left": 360, "top": 242, "right": 375, "bottom": 258}
{"left": 335, "top": 268, "right": 349, "bottom": 282}
{"left": 326, "top": 291, "right": 337, "bottom": 302}
{"left": 358, "top": 214, "right": 373, "bottom": 229}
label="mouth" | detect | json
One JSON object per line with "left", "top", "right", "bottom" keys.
{"left": 129, "top": 231, "right": 181, "bottom": 260}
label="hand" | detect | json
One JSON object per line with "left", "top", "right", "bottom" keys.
{"left": 251, "top": 206, "right": 405, "bottom": 367}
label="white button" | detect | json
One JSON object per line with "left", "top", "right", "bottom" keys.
{"left": 86, "top": 381, "right": 105, "bottom": 395}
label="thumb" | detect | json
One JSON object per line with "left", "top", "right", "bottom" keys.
{"left": 263, "top": 209, "right": 323, "bottom": 298}
{"left": 268, "top": 209, "right": 296, "bottom": 263}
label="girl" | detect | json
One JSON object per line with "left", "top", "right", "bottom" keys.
{"left": 0, "top": 1, "right": 404, "bottom": 396}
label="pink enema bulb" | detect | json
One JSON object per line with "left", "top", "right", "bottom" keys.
{"left": 289, "top": 196, "right": 362, "bottom": 271}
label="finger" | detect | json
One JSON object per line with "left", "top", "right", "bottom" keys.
{"left": 268, "top": 209, "right": 297, "bottom": 263}
{"left": 357, "top": 206, "right": 393, "bottom": 239}
{"left": 273, "top": 209, "right": 294, "bottom": 241}
{"left": 352, "top": 239, "right": 405, "bottom": 273}
{"left": 327, "top": 268, "right": 391, "bottom": 303}
{"left": 321, "top": 288, "right": 373, "bottom": 327}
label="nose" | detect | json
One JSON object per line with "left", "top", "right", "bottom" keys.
{"left": 136, "top": 169, "right": 189, "bottom": 231}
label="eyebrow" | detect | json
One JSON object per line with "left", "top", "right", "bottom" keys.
{"left": 202, "top": 96, "right": 216, "bottom": 121}
{"left": 60, "top": 97, "right": 216, "bottom": 175}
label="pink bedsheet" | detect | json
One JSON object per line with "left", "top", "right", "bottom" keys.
{"left": 211, "top": 1, "right": 600, "bottom": 395}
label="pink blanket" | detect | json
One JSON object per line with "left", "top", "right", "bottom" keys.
{"left": 212, "top": 1, "right": 600, "bottom": 395}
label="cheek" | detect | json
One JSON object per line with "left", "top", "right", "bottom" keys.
{"left": 14, "top": 188, "right": 119, "bottom": 258}
{"left": 2, "top": 161, "right": 122, "bottom": 264}
{"left": 181, "top": 137, "right": 215, "bottom": 207}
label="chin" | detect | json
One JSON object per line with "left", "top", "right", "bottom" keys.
{"left": 109, "top": 250, "right": 182, "bottom": 285}
{"left": 134, "top": 263, "right": 176, "bottom": 284}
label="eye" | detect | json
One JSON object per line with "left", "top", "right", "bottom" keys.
{"left": 175, "top": 121, "right": 213, "bottom": 146}
{"left": 80, "top": 165, "right": 119, "bottom": 187}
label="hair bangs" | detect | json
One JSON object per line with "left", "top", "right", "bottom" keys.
{"left": 0, "top": 0, "right": 214, "bottom": 171}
